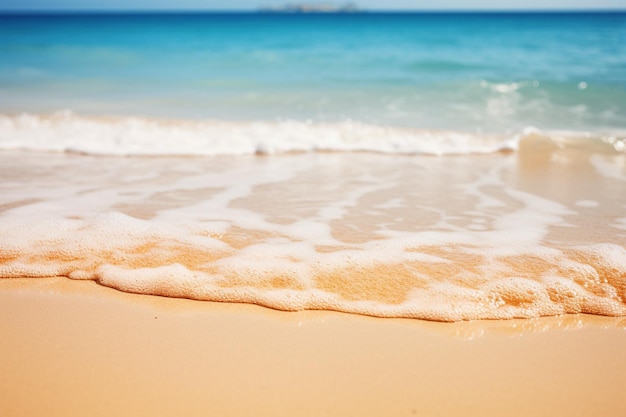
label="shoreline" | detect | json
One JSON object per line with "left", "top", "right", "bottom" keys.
{"left": 2, "top": 111, "right": 624, "bottom": 157}
{"left": 2, "top": 276, "right": 626, "bottom": 332}
{"left": 0, "top": 111, "right": 519, "bottom": 157}
{"left": 1, "top": 148, "right": 625, "bottom": 321}
{"left": 2, "top": 277, "right": 626, "bottom": 416}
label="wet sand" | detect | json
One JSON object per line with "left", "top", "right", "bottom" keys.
{"left": 1, "top": 147, "right": 625, "bottom": 321}
{"left": 2, "top": 277, "right": 626, "bottom": 417}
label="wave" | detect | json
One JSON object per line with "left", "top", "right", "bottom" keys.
{"left": 1, "top": 115, "right": 625, "bottom": 321}
{"left": 1, "top": 111, "right": 624, "bottom": 157}
{"left": 0, "top": 111, "right": 513, "bottom": 156}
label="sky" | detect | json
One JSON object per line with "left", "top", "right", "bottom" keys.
{"left": 0, "top": 0, "right": 625, "bottom": 11}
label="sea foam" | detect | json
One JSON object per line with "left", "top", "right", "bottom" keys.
{"left": 0, "top": 141, "right": 624, "bottom": 321}
{"left": 1, "top": 112, "right": 624, "bottom": 158}
{"left": 0, "top": 112, "right": 521, "bottom": 156}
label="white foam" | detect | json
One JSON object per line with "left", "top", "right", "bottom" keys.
{"left": 1, "top": 204, "right": 624, "bottom": 321}
{"left": 614, "top": 218, "right": 626, "bottom": 231}
{"left": 575, "top": 200, "right": 599, "bottom": 208}
{"left": 480, "top": 80, "right": 525, "bottom": 94}
{"left": 590, "top": 155, "right": 626, "bottom": 181}
{"left": 3, "top": 112, "right": 623, "bottom": 159}
{"left": 0, "top": 112, "right": 518, "bottom": 156}
{"left": 1, "top": 126, "right": 625, "bottom": 321}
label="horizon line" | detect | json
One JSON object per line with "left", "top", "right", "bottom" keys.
{"left": 1, "top": 8, "right": 625, "bottom": 13}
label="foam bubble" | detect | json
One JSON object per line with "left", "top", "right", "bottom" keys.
{"left": 1, "top": 210, "right": 624, "bottom": 321}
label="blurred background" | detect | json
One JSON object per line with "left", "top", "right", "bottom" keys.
{"left": 1, "top": 1, "right": 625, "bottom": 134}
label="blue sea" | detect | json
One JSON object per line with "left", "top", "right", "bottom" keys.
{"left": 1, "top": 12, "right": 625, "bottom": 321}
{"left": 1, "top": 12, "right": 625, "bottom": 133}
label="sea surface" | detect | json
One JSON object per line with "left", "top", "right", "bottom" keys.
{"left": 0, "top": 12, "right": 625, "bottom": 321}
{"left": 2, "top": 12, "right": 626, "bottom": 132}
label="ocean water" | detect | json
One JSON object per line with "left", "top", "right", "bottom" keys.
{"left": 0, "top": 12, "right": 625, "bottom": 321}
{"left": 2, "top": 12, "right": 626, "bottom": 132}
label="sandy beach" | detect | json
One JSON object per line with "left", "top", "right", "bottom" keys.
{"left": 1, "top": 10, "right": 626, "bottom": 416}
{"left": 2, "top": 277, "right": 625, "bottom": 417}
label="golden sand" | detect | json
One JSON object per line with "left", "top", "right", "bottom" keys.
{"left": 1, "top": 277, "right": 625, "bottom": 417}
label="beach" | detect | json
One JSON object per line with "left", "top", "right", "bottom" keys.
{"left": 1, "top": 11, "right": 625, "bottom": 415}
{"left": 2, "top": 277, "right": 626, "bottom": 417}
{"left": 1, "top": 134, "right": 625, "bottom": 414}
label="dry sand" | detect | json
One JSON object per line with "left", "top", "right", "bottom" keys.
{"left": 1, "top": 277, "right": 626, "bottom": 417}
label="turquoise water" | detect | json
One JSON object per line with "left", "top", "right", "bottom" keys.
{"left": 1, "top": 12, "right": 626, "bottom": 133}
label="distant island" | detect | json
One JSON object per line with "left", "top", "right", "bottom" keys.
{"left": 259, "top": 3, "right": 361, "bottom": 13}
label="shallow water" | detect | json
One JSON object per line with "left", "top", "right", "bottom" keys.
{"left": 1, "top": 129, "right": 624, "bottom": 321}
{"left": 0, "top": 12, "right": 625, "bottom": 320}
